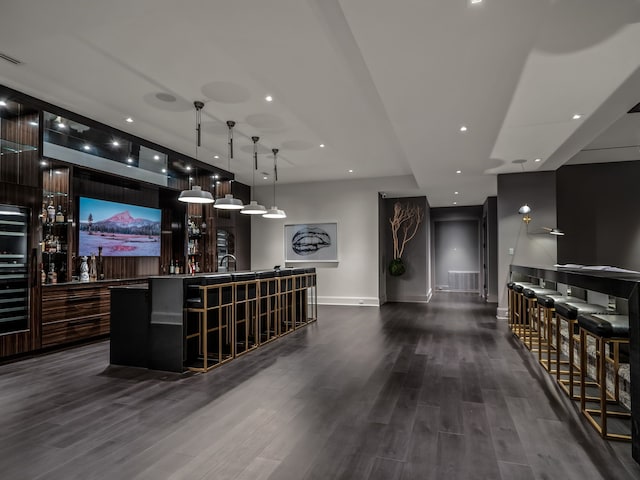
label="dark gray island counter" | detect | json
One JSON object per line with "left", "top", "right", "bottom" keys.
{"left": 110, "top": 268, "right": 317, "bottom": 373}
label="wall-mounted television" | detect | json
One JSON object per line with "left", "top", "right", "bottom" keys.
{"left": 78, "top": 197, "right": 161, "bottom": 257}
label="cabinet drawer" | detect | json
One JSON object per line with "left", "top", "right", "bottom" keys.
{"left": 41, "top": 313, "right": 109, "bottom": 347}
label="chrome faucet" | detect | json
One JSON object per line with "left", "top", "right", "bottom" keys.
{"left": 218, "top": 254, "right": 237, "bottom": 272}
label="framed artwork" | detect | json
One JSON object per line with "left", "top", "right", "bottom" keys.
{"left": 284, "top": 223, "right": 338, "bottom": 262}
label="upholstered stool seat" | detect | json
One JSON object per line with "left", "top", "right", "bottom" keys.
{"left": 520, "top": 288, "right": 560, "bottom": 349}
{"left": 554, "top": 301, "right": 610, "bottom": 399}
{"left": 577, "top": 313, "right": 630, "bottom": 441}
{"left": 507, "top": 282, "right": 536, "bottom": 332}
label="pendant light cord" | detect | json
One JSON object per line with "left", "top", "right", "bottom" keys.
{"left": 252, "top": 136, "right": 259, "bottom": 194}
{"left": 272, "top": 148, "right": 279, "bottom": 206}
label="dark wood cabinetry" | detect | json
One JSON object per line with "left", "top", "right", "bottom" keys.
{"left": 41, "top": 280, "right": 142, "bottom": 348}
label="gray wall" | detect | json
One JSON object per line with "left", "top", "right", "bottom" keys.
{"left": 434, "top": 220, "right": 479, "bottom": 290}
{"left": 431, "top": 206, "right": 483, "bottom": 292}
{"left": 483, "top": 197, "right": 499, "bottom": 302}
{"left": 384, "top": 196, "right": 430, "bottom": 302}
{"left": 497, "top": 172, "right": 558, "bottom": 312}
{"left": 557, "top": 160, "right": 640, "bottom": 271}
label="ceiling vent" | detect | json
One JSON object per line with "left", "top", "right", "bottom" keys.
{"left": 0, "top": 52, "right": 22, "bottom": 65}
{"left": 628, "top": 102, "right": 640, "bottom": 113}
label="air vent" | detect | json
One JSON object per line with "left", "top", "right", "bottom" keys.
{"left": 628, "top": 102, "right": 640, "bottom": 113}
{"left": 0, "top": 52, "right": 22, "bottom": 65}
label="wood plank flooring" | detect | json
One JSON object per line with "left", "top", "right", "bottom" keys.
{"left": 1, "top": 293, "right": 639, "bottom": 479}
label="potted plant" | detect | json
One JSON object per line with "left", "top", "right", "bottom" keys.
{"left": 388, "top": 201, "right": 424, "bottom": 276}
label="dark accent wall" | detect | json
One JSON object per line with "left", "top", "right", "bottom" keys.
{"left": 383, "top": 196, "right": 429, "bottom": 302}
{"left": 483, "top": 197, "right": 498, "bottom": 302}
{"left": 497, "top": 171, "right": 558, "bottom": 309}
{"left": 557, "top": 160, "right": 640, "bottom": 271}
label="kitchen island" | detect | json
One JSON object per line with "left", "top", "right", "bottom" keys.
{"left": 110, "top": 267, "right": 317, "bottom": 373}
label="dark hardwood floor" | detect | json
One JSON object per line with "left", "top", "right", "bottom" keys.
{"left": 1, "top": 293, "right": 639, "bottom": 479}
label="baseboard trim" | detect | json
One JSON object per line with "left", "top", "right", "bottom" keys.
{"left": 318, "top": 296, "right": 380, "bottom": 307}
{"left": 386, "top": 294, "right": 429, "bottom": 303}
{"left": 496, "top": 306, "right": 508, "bottom": 320}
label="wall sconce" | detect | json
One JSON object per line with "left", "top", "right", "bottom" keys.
{"left": 518, "top": 204, "right": 563, "bottom": 235}
{"left": 518, "top": 204, "right": 531, "bottom": 224}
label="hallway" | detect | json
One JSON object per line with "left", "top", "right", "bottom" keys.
{"left": 0, "top": 294, "right": 638, "bottom": 479}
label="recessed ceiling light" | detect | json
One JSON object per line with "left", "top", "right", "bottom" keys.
{"left": 456, "top": 170, "right": 462, "bottom": 174}
{"left": 572, "top": 114, "right": 582, "bottom": 120}
{"left": 348, "top": 169, "right": 353, "bottom": 173}
{"left": 186, "top": 165, "right": 192, "bottom": 171}
{"left": 127, "top": 165, "right": 132, "bottom": 168}
{"left": 470, "top": 0, "right": 483, "bottom": 4}
{"left": 125, "top": 117, "right": 134, "bottom": 123}
{"left": 83, "top": 145, "right": 91, "bottom": 151}
{"left": 453, "top": 201, "right": 458, "bottom": 205}
{"left": 127, "top": 158, "right": 133, "bottom": 163}
{"left": 264, "top": 176, "right": 268, "bottom": 180}
{"left": 112, "top": 140, "right": 120, "bottom": 147}
{"left": 320, "top": 144, "right": 325, "bottom": 148}
{"left": 265, "top": 95, "right": 273, "bottom": 102}
{"left": 153, "top": 155, "right": 160, "bottom": 160}
{"left": 214, "top": 155, "right": 219, "bottom": 159}
{"left": 29, "top": 121, "right": 38, "bottom": 126}
{"left": 535, "top": 158, "right": 541, "bottom": 162}
{"left": 0, "top": 100, "right": 6, "bottom": 106}
{"left": 161, "top": 168, "right": 167, "bottom": 173}
{"left": 454, "top": 191, "right": 459, "bottom": 195}
{"left": 460, "top": 126, "right": 468, "bottom": 132}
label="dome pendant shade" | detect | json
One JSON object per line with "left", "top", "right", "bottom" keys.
{"left": 178, "top": 185, "right": 214, "bottom": 204}
{"left": 241, "top": 200, "right": 267, "bottom": 215}
{"left": 214, "top": 193, "right": 244, "bottom": 210}
{"left": 262, "top": 206, "right": 286, "bottom": 219}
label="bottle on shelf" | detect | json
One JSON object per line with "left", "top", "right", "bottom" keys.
{"left": 169, "top": 259, "right": 175, "bottom": 275}
{"left": 55, "top": 205, "right": 65, "bottom": 223}
{"left": 47, "top": 201, "right": 55, "bottom": 223}
{"left": 41, "top": 263, "right": 46, "bottom": 285}
{"left": 40, "top": 203, "right": 47, "bottom": 225}
{"left": 47, "top": 263, "right": 57, "bottom": 284}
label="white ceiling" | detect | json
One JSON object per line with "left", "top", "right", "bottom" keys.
{"left": 1, "top": 0, "right": 640, "bottom": 207}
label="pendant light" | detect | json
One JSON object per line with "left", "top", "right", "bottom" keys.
{"left": 263, "top": 148, "right": 286, "bottom": 219}
{"left": 178, "top": 101, "right": 214, "bottom": 204}
{"left": 214, "top": 120, "right": 244, "bottom": 210}
{"left": 241, "top": 136, "right": 267, "bottom": 215}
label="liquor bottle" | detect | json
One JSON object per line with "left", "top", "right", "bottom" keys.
{"left": 195, "top": 261, "right": 200, "bottom": 273}
{"left": 47, "top": 201, "right": 55, "bottom": 223}
{"left": 55, "top": 205, "right": 65, "bottom": 223}
{"left": 41, "top": 203, "right": 47, "bottom": 225}
{"left": 41, "top": 264, "right": 46, "bottom": 285}
{"left": 48, "top": 263, "right": 57, "bottom": 284}
{"left": 169, "top": 259, "right": 175, "bottom": 274}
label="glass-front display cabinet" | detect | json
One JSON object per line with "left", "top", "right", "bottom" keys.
{"left": 0, "top": 204, "right": 30, "bottom": 335}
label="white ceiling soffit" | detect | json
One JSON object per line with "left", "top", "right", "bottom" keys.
{"left": 489, "top": 0, "right": 640, "bottom": 175}
{"left": 0, "top": 1, "right": 639, "bottom": 207}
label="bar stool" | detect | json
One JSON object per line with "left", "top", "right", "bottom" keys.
{"left": 184, "top": 274, "right": 233, "bottom": 372}
{"left": 578, "top": 313, "right": 631, "bottom": 441}
{"left": 231, "top": 272, "right": 258, "bottom": 357}
{"left": 508, "top": 282, "right": 535, "bottom": 333}
{"left": 256, "top": 270, "right": 278, "bottom": 344}
{"left": 521, "top": 287, "right": 560, "bottom": 350}
{"left": 554, "top": 301, "right": 610, "bottom": 399}
{"left": 276, "top": 268, "right": 294, "bottom": 335}
{"left": 535, "top": 294, "right": 583, "bottom": 373}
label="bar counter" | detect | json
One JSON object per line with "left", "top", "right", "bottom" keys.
{"left": 110, "top": 268, "right": 317, "bottom": 373}
{"left": 510, "top": 265, "right": 640, "bottom": 462}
